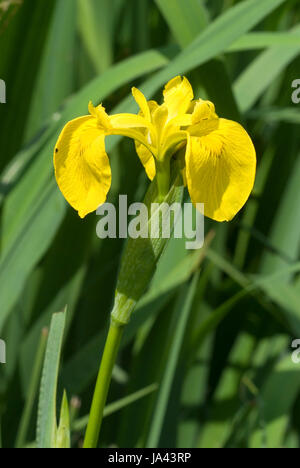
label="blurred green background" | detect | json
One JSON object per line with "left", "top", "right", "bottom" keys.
{"left": 0, "top": 0, "right": 300, "bottom": 449}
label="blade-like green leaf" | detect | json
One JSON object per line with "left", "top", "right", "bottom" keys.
{"left": 55, "top": 391, "right": 70, "bottom": 449}
{"left": 248, "top": 107, "right": 300, "bottom": 125}
{"left": 140, "top": 0, "right": 287, "bottom": 99}
{"left": 154, "top": 0, "right": 209, "bottom": 49}
{"left": 25, "top": 0, "right": 76, "bottom": 141}
{"left": 78, "top": 0, "right": 113, "bottom": 74}
{"left": 37, "top": 310, "right": 66, "bottom": 449}
{"left": 234, "top": 25, "right": 300, "bottom": 112}
{"left": 0, "top": 0, "right": 57, "bottom": 168}
{"left": 155, "top": 0, "right": 240, "bottom": 120}
{"left": 228, "top": 31, "right": 300, "bottom": 52}
{"left": 260, "top": 154, "right": 300, "bottom": 278}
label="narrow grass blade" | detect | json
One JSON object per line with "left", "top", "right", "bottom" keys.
{"left": 145, "top": 0, "right": 287, "bottom": 97}
{"left": 55, "top": 391, "right": 70, "bottom": 449}
{"left": 229, "top": 31, "right": 300, "bottom": 51}
{"left": 155, "top": 0, "right": 240, "bottom": 120}
{"left": 248, "top": 107, "right": 300, "bottom": 125}
{"left": 78, "top": 0, "right": 113, "bottom": 74}
{"left": 154, "top": 0, "right": 209, "bottom": 48}
{"left": 37, "top": 310, "right": 67, "bottom": 449}
{"left": 25, "top": 0, "right": 76, "bottom": 141}
{"left": 0, "top": 0, "right": 56, "bottom": 168}
{"left": 234, "top": 25, "right": 300, "bottom": 112}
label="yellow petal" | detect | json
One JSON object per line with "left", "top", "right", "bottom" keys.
{"left": 54, "top": 116, "right": 111, "bottom": 218}
{"left": 110, "top": 113, "right": 150, "bottom": 129}
{"left": 192, "top": 99, "right": 218, "bottom": 124}
{"left": 161, "top": 130, "right": 187, "bottom": 160}
{"left": 109, "top": 112, "right": 156, "bottom": 161}
{"left": 163, "top": 76, "right": 194, "bottom": 120}
{"left": 152, "top": 105, "right": 169, "bottom": 141}
{"left": 132, "top": 87, "right": 151, "bottom": 122}
{"left": 188, "top": 99, "right": 219, "bottom": 136}
{"left": 135, "top": 140, "right": 156, "bottom": 180}
{"left": 186, "top": 119, "right": 256, "bottom": 222}
{"left": 88, "top": 102, "right": 111, "bottom": 130}
{"left": 134, "top": 100, "right": 159, "bottom": 180}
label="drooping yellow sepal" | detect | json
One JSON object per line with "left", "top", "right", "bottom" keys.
{"left": 186, "top": 118, "right": 256, "bottom": 222}
{"left": 54, "top": 116, "right": 111, "bottom": 218}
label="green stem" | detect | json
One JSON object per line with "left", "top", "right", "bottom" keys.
{"left": 83, "top": 319, "right": 124, "bottom": 448}
{"left": 156, "top": 159, "right": 171, "bottom": 202}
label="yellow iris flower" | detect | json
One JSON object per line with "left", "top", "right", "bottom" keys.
{"left": 54, "top": 76, "right": 256, "bottom": 221}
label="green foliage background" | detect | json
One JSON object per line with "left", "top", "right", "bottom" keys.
{"left": 0, "top": 0, "right": 300, "bottom": 448}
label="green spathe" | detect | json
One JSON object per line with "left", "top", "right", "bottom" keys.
{"left": 111, "top": 171, "right": 183, "bottom": 325}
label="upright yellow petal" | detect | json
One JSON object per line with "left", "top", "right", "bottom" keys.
{"left": 88, "top": 102, "right": 111, "bottom": 130}
{"left": 134, "top": 100, "right": 159, "bottom": 180}
{"left": 54, "top": 116, "right": 111, "bottom": 218}
{"left": 90, "top": 100, "right": 156, "bottom": 180}
{"left": 163, "top": 76, "right": 194, "bottom": 120}
{"left": 132, "top": 87, "right": 151, "bottom": 122}
{"left": 110, "top": 113, "right": 151, "bottom": 129}
{"left": 186, "top": 119, "right": 256, "bottom": 222}
{"left": 135, "top": 140, "right": 156, "bottom": 180}
{"left": 188, "top": 99, "right": 219, "bottom": 137}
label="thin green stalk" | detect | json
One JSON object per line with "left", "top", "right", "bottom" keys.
{"left": 156, "top": 159, "right": 171, "bottom": 202}
{"left": 15, "top": 327, "right": 48, "bottom": 448}
{"left": 83, "top": 319, "right": 124, "bottom": 448}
